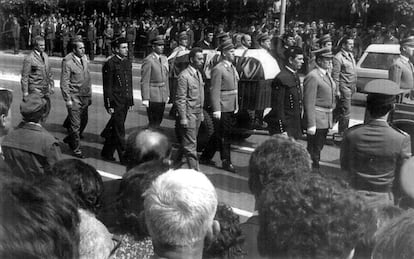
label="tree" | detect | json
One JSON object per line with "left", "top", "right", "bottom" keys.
{"left": 0, "top": 0, "right": 59, "bottom": 17}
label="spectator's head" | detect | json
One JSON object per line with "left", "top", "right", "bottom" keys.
{"left": 285, "top": 46, "right": 304, "bottom": 71}
{"left": 0, "top": 177, "right": 80, "bottom": 259}
{"left": 0, "top": 89, "right": 13, "bottom": 136}
{"left": 241, "top": 34, "right": 252, "bottom": 48}
{"left": 317, "top": 34, "right": 332, "bottom": 50}
{"left": 257, "top": 173, "right": 367, "bottom": 259}
{"left": 124, "top": 128, "right": 172, "bottom": 171}
{"left": 283, "top": 31, "right": 296, "bottom": 47}
{"left": 117, "top": 159, "right": 170, "bottom": 238}
{"left": 340, "top": 36, "right": 354, "bottom": 52}
{"left": 365, "top": 79, "right": 401, "bottom": 119}
{"left": 248, "top": 135, "right": 311, "bottom": 200}
{"left": 144, "top": 169, "right": 219, "bottom": 258}
{"left": 189, "top": 47, "right": 204, "bottom": 70}
{"left": 314, "top": 47, "right": 333, "bottom": 70}
{"left": 51, "top": 159, "right": 103, "bottom": 214}
{"left": 220, "top": 40, "right": 235, "bottom": 62}
{"left": 151, "top": 35, "right": 165, "bottom": 54}
{"left": 354, "top": 205, "right": 403, "bottom": 258}
{"left": 205, "top": 28, "right": 214, "bottom": 43}
{"left": 178, "top": 31, "right": 189, "bottom": 47}
{"left": 20, "top": 93, "right": 47, "bottom": 123}
{"left": 203, "top": 203, "right": 245, "bottom": 259}
{"left": 400, "top": 36, "right": 414, "bottom": 58}
{"left": 257, "top": 32, "right": 271, "bottom": 51}
{"left": 33, "top": 35, "right": 45, "bottom": 53}
{"left": 112, "top": 37, "right": 128, "bottom": 58}
{"left": 72, "top": 39, "right": 85, "bottom": 58}
{"left": 372, "top": 209, "right": 414, "bottom": 259}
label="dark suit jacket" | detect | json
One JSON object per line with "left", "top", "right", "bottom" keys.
{"left": 341, "top": 120, "right": 411, "bottom": 191}
{"left": 210, "top": 60, "right": 239, "bottom": 113}
{"left": 266, "top": 67, "right": 303, "bottom": 138}
{"left": 303, "top": 67, "right": 336, "bottom": 129}
{"left": 141, "top": 52, "right": 169, "bottom": 102}
{"left": 102, "top": 55, "right": 134, "bottom": 110}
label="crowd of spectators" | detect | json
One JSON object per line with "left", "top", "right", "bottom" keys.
{"left": 2, "top": 9, "right": 413, "bottom": 64}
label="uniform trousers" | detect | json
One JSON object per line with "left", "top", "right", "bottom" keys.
{"left": 147, "top": 102, "right": 166, "bottom": 128}
{"left": 337, "top": 86, "right": 353, "bottom": 134}
{"left": 101, "top": 105, "right": 128, "bottom": 160}
{"left": 307, "top": 128, "right": 328, "bottom": 168}
{"left": 176, "top": 112, "right": 202, "bottom": 170}
{"left": 64, "top": 98, "right": 90, "bottom": 152}
{"left": 201, "top": 112, "right": 235, "bottom": 162}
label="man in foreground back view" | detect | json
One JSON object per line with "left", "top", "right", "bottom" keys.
{"left": 144, "top": 169, "right": 219, "bottom": 259}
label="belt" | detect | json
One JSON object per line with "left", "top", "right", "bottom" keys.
{"left": 150, "top": 82, "right": 166, "bottom": 87}
{"left": 221, "top": 89, "right": 238, "bottom": 96}
{"left": 315, "top": 106, "right": 333, "bottom": 112}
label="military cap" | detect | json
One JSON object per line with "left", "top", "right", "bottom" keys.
{"left": 20, "top": 93, "right": 46, "bottom": 117}
{"left": 151, "top": 35, "right": 165, "bottom": 45}
{"left": 365, "top": 79, "right": 404, "bottom": 106}
{"left": 312, "top": 47, "right": 333, "bottom": 58}
{"left": 178, "top": 31, "right": 188, "bottom": 41}
{"left": 317, "top": 34, "right": 332, "bottom": 44}
{"left": 400, "top": 36, "right": 414, "bottom": 47}
{"left": 257, "top": 32, "right": 271, "bottom": 42}
{"left": 111, "top": 37, "right": 127, "bottom": 48}
{"left": 219, "top": 39, "right": 235, "bottom": 52}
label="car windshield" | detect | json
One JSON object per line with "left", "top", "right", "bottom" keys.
{"left": 360, "top": 52, "right": 400, "bottom": 70}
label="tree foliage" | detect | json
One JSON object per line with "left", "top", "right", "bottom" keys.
{"left": 0, "top": 0, "right": 59, "bottom": 13}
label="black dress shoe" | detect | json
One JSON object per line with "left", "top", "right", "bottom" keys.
{"left": 199, "top": 159, "right": 216, "bottom": 167}
{"left": 73, "top": 151, "right": 85, "bottom": 159}
{"left": 63, "top": 136, "right": 70, "bottom": 144}
{"left": 101, "top": 154, "right": 116, "bottom": 162}
{"left": 222, "top": 160, "right": 237, "bottom": 173}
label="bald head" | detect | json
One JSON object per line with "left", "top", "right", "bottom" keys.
{"left": 125, "top": 129, "right": 172, "bottom": 171}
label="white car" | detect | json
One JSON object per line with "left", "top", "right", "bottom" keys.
{"left": 356, "top": 44, "right": 400, "bottom": 92}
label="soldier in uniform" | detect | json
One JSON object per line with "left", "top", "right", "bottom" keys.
{"left": 332, "top": 36, "right": 357, "bottom": 137}
{"left": 175, "top": 47, "right": 205, "bottom": 170}
{"left": 2, "top": 94, "right": 62, "bottom": 180}
{"left": 389, "top": 36, "right": 414, "bottom": 95}
{"left": 265, "top": 46, "right": 304, "bottom": 138}
{"left": 303, "top": 47, "right": 337, "bottom": 170}
{"left": 340, "top": 79, "right": 411, "bottom": 207}
{"left": 60, "top": 39, "right": 92, "bottom": 158}
{"left": 200, "top": 40, "right": 239, "bottom": 173}
{"left": 141, "top": 35, "right": 169, "bottom": 128}
{"left": 101, "top": 37, "right": 134, "bottom": 163}
{"left": 21, "top": 36, "right": 54, "bottom": 121}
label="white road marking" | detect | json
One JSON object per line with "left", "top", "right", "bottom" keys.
{"left": 231, "top": 207, "right": 254, "bottom": 218}
{"left": 97, "top": 169, "right": 122, "bottom": 180}
{"left": 0, "top": 73, "right": 142, "bottom": 100}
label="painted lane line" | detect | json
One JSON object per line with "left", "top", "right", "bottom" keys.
{"left": 0, "top": 73, "right": 143, "bottom": 100}
{"left": 97, "top": 169, "right": 122, "bottom": 180}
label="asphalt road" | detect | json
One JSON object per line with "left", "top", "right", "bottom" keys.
{"left": 0, "top": 51, "right": 368, "bottom": 221}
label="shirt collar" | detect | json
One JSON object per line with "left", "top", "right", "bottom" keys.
{"left": 153, "top": 52, "right": 160, "bottom": 59}
{"left": 317, "top": 65, "right": 327, "bottom": 75}
{"left": 34, "top": 49, "right": 41, "bottom": 57}
{"left": 115, "top": 54, "right": 124, "bottom": 61}
{"left": 223, "top": 59, "right": 232, "bottom": 67}
{"left": 400, "top": 55, "right": 410, "bottom": 63}
{"left": 74, "top": 54, "right": 82, "bottom": 64}
{"left": 188, "top": 64, "right": 198, "bottom": 74}
{"left": 285, "top": 65, "right": 296, "bottom": 74}
{"left": 203, "top": 40, "right": 210, "bottom": 46}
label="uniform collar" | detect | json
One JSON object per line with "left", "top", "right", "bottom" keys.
{"left": 317, "top": 65, "right": 327, "bottom": 75}
{"left": 285, "top": 65, "right": 296, "bottom": 74}
{"left": 400, "top": 55, "right": 410, "bottom": 63}
{"left": 152, "top": 52, "right": 160, "bottom": 60}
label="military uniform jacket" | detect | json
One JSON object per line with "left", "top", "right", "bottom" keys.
{"left": 332, "top": 49, "right": 357, "bottom": 91}
{"left": 60, "top": 53, "right": 92, "bottom": 105}
{"left": 141, "top": 52, "right": 169, "bottom": 103}
{"left": 389, "top": 55, "right": 414, "bottom": 89}
{"left": 102, "top": 55, "right": 134, "bottom": 110}
{"left": 175, "top": 65, "right": 205, "bottom": 126}
{"left": 266, "top": 67, "right": 303, "bottom": 137}
{"left": 303, "top": 67, "right": 336, "bottom": 129}
{"left": 2, "top": 122, "right": 62, "bottom": 180}
{"left": 210, "top": 60, "right": 239, "bottom": 113}
{"left": 21, "top": 50, "right": 54, "bottom": 97}
{"left": 340, "top": 120, "right": 411, "bottom": 192}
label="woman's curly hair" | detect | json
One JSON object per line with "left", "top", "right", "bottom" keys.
{"left": 257, "top": 173, "right": 368, "bottom": 259}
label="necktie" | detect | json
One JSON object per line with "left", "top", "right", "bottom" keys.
{"left": 159, "top": 57, "right": 164, "bottom": 80}
{"left": 197, "top": 70, "right": 202, "bottom": 83}
{"left": 80, "top": 58, "right": 84, "bottom": 69}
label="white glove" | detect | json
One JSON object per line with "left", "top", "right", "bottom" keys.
{"left": 66, "top": 100, "right": 73, "bottom": 109}
{"left": 213, "top": 111, "right": 221, "bottom": 120}
{"left": 142, "top": 100, "right": 149, "bottom": 108}
{"left": 307, "top": 126, "right": 316, "bottom": 136}
{"left": 107, "top": 108, "right": 114, "bottom": 114}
